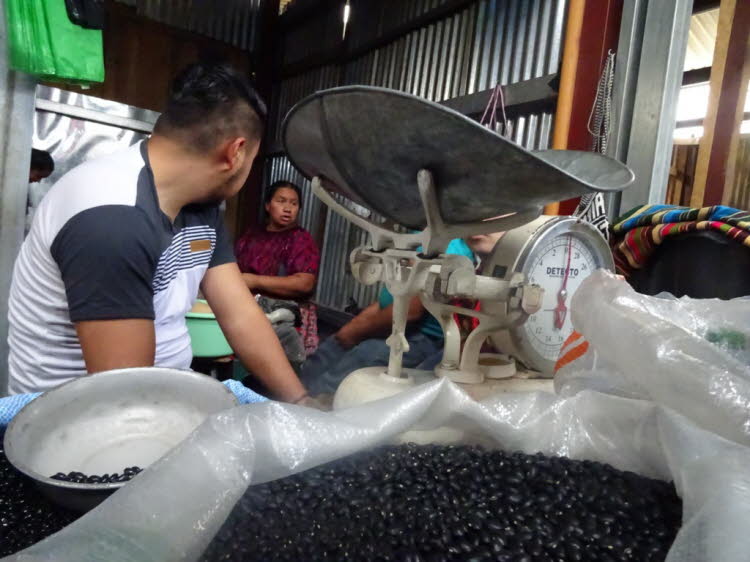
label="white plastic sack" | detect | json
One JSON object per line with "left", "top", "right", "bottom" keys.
{"left": 556, "top": 271, "right": 750, "bottom": 447}
{"left": 7, "top": 378, "right": 750, "bottom": 562}
{"left": 9, "top": 271, "right": 750, "bottom": 561}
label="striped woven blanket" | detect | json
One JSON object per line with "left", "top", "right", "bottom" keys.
{"left": 611, "top": 205, "right": 750, "bottom": 275}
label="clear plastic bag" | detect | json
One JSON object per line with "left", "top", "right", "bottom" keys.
{"left": 9, "top": 273, "right": 750, "bottom": 561}
{"left": 556, "top": 271, "right": 750, "bottom": 447}
{"left": 8, "top": 385, "right": 750, "bottom": 561}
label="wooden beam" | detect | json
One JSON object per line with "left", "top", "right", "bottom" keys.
{"left": 676, "top": 111, "right": 750, "bottom": 129}
{"left": 692, "top": 0, "right": 720, "bottom": 14}
{"left": 439, "top": 74, "right": 559, "bottom": 118}
{"left": 682, "top": 66, "right": 712, "bottom": 85}
{"left": 691, "top": 0, "right": 750, "bottom": 207}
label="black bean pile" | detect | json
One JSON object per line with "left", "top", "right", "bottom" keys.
{"left": 202, "top": 444, "right": 682, "bottom": 562}
{"left": 0, "top": 444, "right": 80, "bottom": 556}
{"left": 51, "top": 466, "right": 143, "bottom": 484}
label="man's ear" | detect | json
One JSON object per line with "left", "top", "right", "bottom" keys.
{"left": 218, "top": 137, "right": 247, "bottom": 171}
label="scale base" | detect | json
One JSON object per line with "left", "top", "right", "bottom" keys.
{"left": 333, "top": 367, "right": 428, "bottom": 410}
{"left": 332, "top": 367, "right": 554, "bottom": 445}
{"left": 332, "top": 366, "right": 554, "bottom": 411}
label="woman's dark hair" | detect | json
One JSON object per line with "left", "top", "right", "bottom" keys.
{"left": 154, "top": 62, "right": 267, "bottom": 152}
{"left": 31, "top": 149, "right": 54, "bottom": 173}
{"left": 265, "top": 181, "right": 303, "bottom": 208}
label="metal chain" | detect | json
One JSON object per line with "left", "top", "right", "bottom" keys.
{"left": 600, "top": 51, "right": 615, "bottom": 154}
{"left": 587, "top": 50, "right": 616, "bottom": 154}
{"left": 577, "top": 50, "right": 616, "bottom": 240}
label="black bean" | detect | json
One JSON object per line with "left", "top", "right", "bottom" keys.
{"left": 0, "top": 442, "right": 80, "bottom": 556}
{"left": 201, "top": 444, "right": 682, "bottom": 562}
{"left": 48, "top": 467, "right": 142, "bottom": 484}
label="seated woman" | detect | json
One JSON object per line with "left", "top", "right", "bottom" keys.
{"left": 235, "top": 181, "right": 321, "bottom": 356}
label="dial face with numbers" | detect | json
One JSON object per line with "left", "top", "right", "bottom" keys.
{"left": 522, "top": 233, "right": 603, "bottom": 362}
{"left": 486, "top": 217, "right": 614, "bottom": 374}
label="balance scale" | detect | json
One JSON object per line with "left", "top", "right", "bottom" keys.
{"left": 283, "top": 86, "right": 633, "bottom": 408}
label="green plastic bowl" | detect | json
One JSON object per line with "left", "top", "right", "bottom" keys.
{"left": 185, "top": 300, "right": 233, "bottom": 358}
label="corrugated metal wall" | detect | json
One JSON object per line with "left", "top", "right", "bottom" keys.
{"left": 346, "top": 0, "right": 566, "bottom": 98}
{"left": 316, "top": 206, "right": 377, "bottom": 311}
{"left": 113, "top": 0, "right": 264, "bottom": 51}
{"left": 268, "top": 0, "right": 567, "bottom": 311}
{"left": 271, "top": 65, "right": 343, "bottom": 146}
{"left": 346, "top": 0, "right": 458, "bottom": 51}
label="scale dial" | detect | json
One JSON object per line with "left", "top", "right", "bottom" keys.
{"left": 486, "top": 216, "right": 614, "bottom": 375}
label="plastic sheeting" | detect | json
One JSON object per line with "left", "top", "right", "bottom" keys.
{"left": 29, "top": 87, "right": 157, "bottom": 232}
{"left": 33, "top": 86, "right": 156, "bottom": 188}
{"left": 556, "top": 271, "right": 750, "bottom": 447}
{"left": 8, "top": 272, "right": 750, "bottom": 561}
{"left": 0, "top": 380, "right": 265, "bottom": 431}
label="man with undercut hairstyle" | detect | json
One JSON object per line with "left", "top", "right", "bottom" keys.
{"left": 8, "top": 62, "right": 313, "bottom": 405}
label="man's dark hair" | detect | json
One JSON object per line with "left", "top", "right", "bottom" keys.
{"left": 154, "top": 62, "right": 267, "bottom": 152}
{"left": 31, "top": 149, "right": 54, "bottom": 173}
{"left": 265, "top": 181, "right": 303, "bottom": 209}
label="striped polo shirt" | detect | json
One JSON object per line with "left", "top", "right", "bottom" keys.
{"left": 7, "top": 141, "right": 234, "bottom": 394}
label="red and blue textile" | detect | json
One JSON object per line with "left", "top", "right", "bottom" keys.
{"left": 612, "top": 205, "right": 750, "bottom": 275}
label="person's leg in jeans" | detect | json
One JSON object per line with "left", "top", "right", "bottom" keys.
{"left": 274, "top": 323, "right": 306, "bottom": 374}
{"left": 300, "top": 337, "right": 391, "bottom": 395}
{"left": 414, "top": 349, "right": 444, "bottom": 372}
{"left": 400, "top": 333, "right": 442, "bottom": 369}
{"left": 298, "top": 336, "right": 351, "bottom": 395}
{"left": 301, "top": 332, "right": 442, "bottom": 394}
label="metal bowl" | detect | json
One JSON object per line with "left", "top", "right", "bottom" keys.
{"left": 4, "top": 367, "right": 238, "bottom": 512}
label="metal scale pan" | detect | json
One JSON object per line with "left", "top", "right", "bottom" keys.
{"left": 282, "top": 86, "right": 634, "bottom": 230}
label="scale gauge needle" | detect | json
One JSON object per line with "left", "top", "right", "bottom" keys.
{"left": 553, "top": 235, "right": 573, "bottom": 330}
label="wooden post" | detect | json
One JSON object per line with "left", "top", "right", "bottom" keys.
{"left": 690, "top": 0, "right": 750, "bottom": 207}
{"left": 544, "top": 0, "right": 624, "bottom": 216}
{"left": 673, "top": 145, "right": 688, "bottom": 205}
{"left": 722, "top": 45, "right": 750, "bottom": 206}
{"left": 231, "top": 0, "right": 282, "bottom": 239}
{"left": 543, "top": 0, "right": 584, "bottom": 216}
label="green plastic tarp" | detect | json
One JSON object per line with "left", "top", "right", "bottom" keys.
{"left": 4, "top": 0, "right": 104, "bottom": 85}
